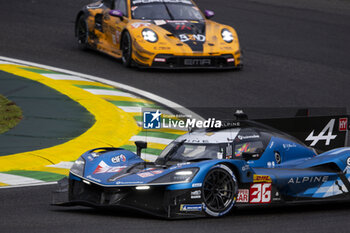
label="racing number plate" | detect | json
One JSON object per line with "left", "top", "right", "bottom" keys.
{"left": 249, "top": 183, "right": 272, "bottom": 203}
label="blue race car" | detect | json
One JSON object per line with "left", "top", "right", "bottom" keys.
{"left": 53, "top": 114, "right": 350, "bottom": 218}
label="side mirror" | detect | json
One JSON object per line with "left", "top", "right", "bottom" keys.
{"left": 204, "top": 10, "right": 215, "bottom": 19}
{"left": 109, "top": 10, "right": 123, "bottom": 19}
{"left": 135, "top": 141, "right": 147, "bottom": 157}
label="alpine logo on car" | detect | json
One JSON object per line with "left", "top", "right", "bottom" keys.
{"left": 287, "top": 176, "right": 329, "bottom": 184}
{"left": 305, "top": 119, "right": 337, "bottom": 146}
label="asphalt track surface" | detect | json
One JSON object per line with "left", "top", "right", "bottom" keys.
{"left": 1, "top": 0, "right": 350, "bottom": 232}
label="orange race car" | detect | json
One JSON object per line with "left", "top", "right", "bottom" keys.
{"left": 75, "top": 0, "right": 243, "bottom": 69}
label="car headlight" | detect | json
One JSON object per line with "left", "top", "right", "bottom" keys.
{"left": 150, "top": 168, "right": 199, "bottom": 184}
{"left": 70, "top": 157, "right": 85, "bottom": 177}
{"left": 142, "top": 28, "right": 158, "bottom": 43}
{"left": 221, "top": 29, "right": 234, "bottom": 43}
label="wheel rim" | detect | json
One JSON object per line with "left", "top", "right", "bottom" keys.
{"left": 122, "top": 34, "right": 131, "bottom": 63}
{"left": 203, "top": 169, "right": 235, "bottom": 212}
{"left": 77, "top": 17, "right": 87, "bottom": 44}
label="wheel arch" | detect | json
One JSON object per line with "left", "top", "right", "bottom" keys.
{"left": 218, "top": 162, "right": 241, "bottom": 184}
{"left": 75, "top": 11, "right": 86, "bottom": 37}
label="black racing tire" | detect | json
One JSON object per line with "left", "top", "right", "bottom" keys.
{"left": 202, "top": 164, "right": 238, "bottom": 217}
{"left": 75, "top": 14, "right": 89, "bottom": 50}
{"left": 121, "top": 31, "right": 133, "bottom": 67}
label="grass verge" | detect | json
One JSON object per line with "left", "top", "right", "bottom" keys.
{"left": 0, "top": 95, "right": 22, "bottom": 134}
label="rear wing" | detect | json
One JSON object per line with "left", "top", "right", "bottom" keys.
{"left": 256, "top": 115, "right": 349, "bottom": 152}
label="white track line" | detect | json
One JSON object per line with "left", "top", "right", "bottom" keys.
{"left": 46, "top": 161, "right": 74, "bottom": 169}
{"left": 83, "top": 88, "right": 137, "bottom": 98}
{"left": 0, "top": 181, "right": 57, "bottom": 189}
{"left": 41, "top": 73, "right": 89, "bottom": 81}
{"left": 0, "top": 173, "right": 44, "bottom": 186}
{"left": 0, "top": 56, "right": 203, "bottom": 120}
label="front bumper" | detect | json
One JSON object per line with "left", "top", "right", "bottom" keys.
{"left": 135, "top": 53, "right": 242, "bottom": 69}
{"left": 52, "top": 178, "right": 206, "bottom": 219}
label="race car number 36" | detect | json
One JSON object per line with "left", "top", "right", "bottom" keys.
{"left": 249, "top": 183, "right": 271, "bottom": 203}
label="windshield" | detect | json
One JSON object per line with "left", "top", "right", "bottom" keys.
{"left": 158, "top": 141, "right": 231, "bottom": 163}
{"left": 131, "top": 3, "right": 204, "bottom": 20}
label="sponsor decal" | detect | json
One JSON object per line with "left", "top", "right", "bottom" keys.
{"left": 143, "top": 110, "right": 222, "bottom": 129}
{"left": 288, "top": 176, "right": 329, "bottom": 184}
{"left": 184, "top": 59, "right": 211, "bottom": 66}
{"left": 111, "top": 154, "right": 127, "bottom": 163}
{"left": 250, "top": 183, "right": 271, "bottom": 204}
{"left": 151, "top": 170, "right": 164, "bottom": 175}
{"left": 154, "top": 20, "right": 166, "bottom": 25}
{"left": 269, "top": 141, "right": 274, "bottom": 149}
{"left": 237, "top": 189, "right": 249, "bottom": 203}
{"left": 191, "top": 190, "right": 201, "bottom": 199}
{"left": 237, "top": 135, "right": 260, "bottom": 140}
{"left": 131, "top": 22, "right": 151, "bottom": 29}
{"left": 305, "top": 119, "right": 337, "bottom": 146}
{"left": 282, "top": 143, "right": 296, "bottom": 150}
{"left": 179, "top": 34, "right": 206, "bottom": 42}
{"left": 116, "top": 181, "right": 143, "bottom": 185}
{"left": 180, "top": 204, "right": 202, "bottom": 211}
{"left": 267, "top": 161, "right": 275, "bottom": 168}
{"left": 137, "top": 172, "right": 154, "bottom": 178}
{"left": 339, "top": 118, "right": 348, "bottom": 131}
{"left": 253, "top": 174, "right": 272, "bottom": 183}
{"left": 192, "top": 183, "right": 202, "bottom": 188}
{"left": 273, "top": 191, "right": 281, "bottom": 201}
{"left": 137, "top": 169, "right": 164, "bottom": 178}
{"left": 347, "top": 157, "right": 350, "bottom": 166}
{"left": 87, "top": 156, "right": 94, "bottom": 162}
{"left": 175, "top": 25, "right": 192, "bottom": 30}
{"left": 166, "top": 20, "right": 189, "bottom": 23}
{"left": 91, "top": 152, "right": 100, "bottom": 158}
{"left": 93, "top": 161, "right": 126, "bottom": 174}
{"left": 241, "top": 165, "right": 250, "bottom": 172}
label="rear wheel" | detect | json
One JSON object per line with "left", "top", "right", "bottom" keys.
{"left": 202, "top": 164, "right": 238, "bottom": 217}
{"left": 76, "top": 14, "right": 88, "bottom": 49}
{"left": 121, "top": 31, "right": 133, "bottom": 67}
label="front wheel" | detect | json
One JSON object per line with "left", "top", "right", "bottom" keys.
{"left": 75, "top": 14, "right": 89, "bottom": 50}
{"left": 121, "top": 31, "right": 133, "bottom": 67}
{"left": 202, "top": 164, "right": 238, "bottom": 217}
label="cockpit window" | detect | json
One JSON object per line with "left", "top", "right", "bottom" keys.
{"left": 130, "top": 1, "right": 203, "bottom": 20}
{"left": 234, "top": 141, "right": 264, "bottom": 158}
{"left": 158, "top": 141, "right": 230, "bottom": 162}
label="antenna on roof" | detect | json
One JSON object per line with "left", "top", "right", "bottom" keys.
{"left": 234, "top": 109, "right": 248, "bottom": 120}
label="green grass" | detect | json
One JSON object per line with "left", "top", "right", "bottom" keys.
{"left": 0, "top": 95, "right": 22, "bottom": 134}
